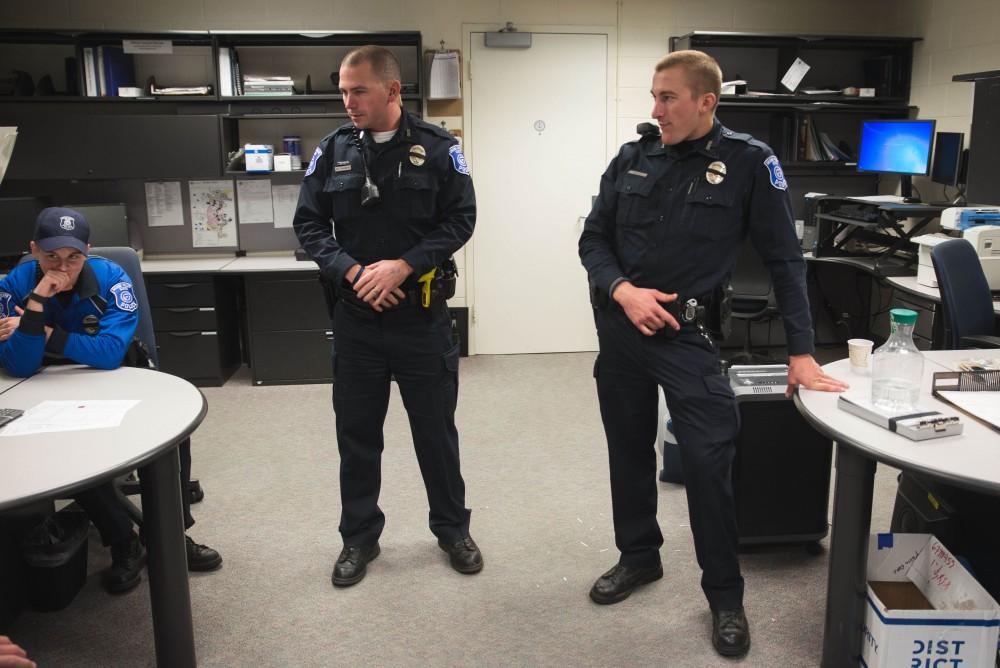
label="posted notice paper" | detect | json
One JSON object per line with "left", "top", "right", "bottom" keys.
{"left": 236, "top": 178, "right": 274, "bottom": 224}
{"left": 271, "top": 184, "right": 300, "bottom": 229}
{"left": 144, "top": 181, "right": 184, "bottom": 227}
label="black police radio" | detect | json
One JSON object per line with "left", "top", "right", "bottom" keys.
{"left": 351, "top": 127, "right": 381, "bottom": 207}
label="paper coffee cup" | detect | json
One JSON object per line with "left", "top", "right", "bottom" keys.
{"left": 847, "top": 338, "right": 874, "bottom": 371}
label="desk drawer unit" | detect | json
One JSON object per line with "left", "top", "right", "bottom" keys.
{"left": 145, "top": 274, "right": 241, "bottom": 386}
{"left": 245, "top": 272, "right": 332, "bottom": 385}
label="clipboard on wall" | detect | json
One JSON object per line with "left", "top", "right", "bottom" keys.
{"left": 424, "top": 44, "right": 463, "bottom": 117}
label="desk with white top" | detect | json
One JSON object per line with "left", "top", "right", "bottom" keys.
{"left": 0, "top": 365, "right": 206, "bottom": 667}
{"left": 794, "top": 351, "right": 1000, "bottom": 667}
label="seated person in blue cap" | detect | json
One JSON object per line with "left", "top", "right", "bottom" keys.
{"left": 0, "top": 207, "right": 222, "bottom": 593}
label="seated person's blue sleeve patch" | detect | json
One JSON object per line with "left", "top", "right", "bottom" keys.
{"left": 110, "top": 282, "right": 138, "bottom": 312}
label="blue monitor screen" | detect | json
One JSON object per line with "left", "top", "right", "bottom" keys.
{"left": 856, "top": 120, "right": 935, "bottom": 176}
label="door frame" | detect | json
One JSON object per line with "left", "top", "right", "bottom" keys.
{"left": 461, "top": 23, "right": 618, "bottom": 355}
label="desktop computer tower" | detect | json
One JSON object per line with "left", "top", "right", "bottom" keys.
{"left": 732, "top": 395, "right": 833, "bottom": 547}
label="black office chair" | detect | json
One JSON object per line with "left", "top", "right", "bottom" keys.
{"left": 930, "top": 238, "right": 1000, "bottom": 349}
{"left": 86, "top": 248, "right": 205, "bottom": 518}
{"left": 726, "top": 239, "right": 782, "bottom": 366}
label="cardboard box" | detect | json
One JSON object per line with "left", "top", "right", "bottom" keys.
{"left": 244, "top": 144, "right": 273, "bottom": 172}
{"left": 863, "top": 533, "right": 1000, "bottom": 668}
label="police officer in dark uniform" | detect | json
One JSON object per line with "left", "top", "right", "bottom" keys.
{"left": 0, "top": 207, "right": 222, "bottom": 593}
{"left": 293, "top": 46, "right": 481, "bottom": 587}
{"left": 578, "top": 51, "right": 847, "bottom": 658}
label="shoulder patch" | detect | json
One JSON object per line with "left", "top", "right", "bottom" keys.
{"left": 764, "top": 155, "right": 788, "bottom": 191}
{"left": 305, "top": 147, "right": 323, "bottom": 177}
{"left": 110, "top": 281, "right": 138, "bottom": 313}
{"left": 449, "top": 144, "right": 470, "bottom": 176}
{"left": 0, "top": 291, "right": 11, "bottom": 318}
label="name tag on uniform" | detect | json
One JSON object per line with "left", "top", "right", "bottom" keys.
{"left": 334, "top": 162, "right": 352, "bottom": 173}
{"left": 627, "top": 170, "right": 648, "bottom": 178}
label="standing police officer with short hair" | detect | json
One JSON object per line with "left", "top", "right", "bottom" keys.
{"left": 579, "top": 51, "right": 847, "bottom": 658}
{"left": 294, "top": 46, "right": 481, "bottom": 587}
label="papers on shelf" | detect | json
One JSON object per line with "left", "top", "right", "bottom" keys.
{"left": 849, "top": 195, "right": 906, "bottom": 203}
{"left": 0, "top": 400, "right": 140, "bottom": 436}
{"left": 0, "top": 126, "right": 16, "bottom": 185}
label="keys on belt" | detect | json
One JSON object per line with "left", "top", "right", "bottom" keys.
{"left": 661, "top": 296, "right": 715, "bottom": 349}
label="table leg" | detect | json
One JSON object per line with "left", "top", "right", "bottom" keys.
{"left": 139, "top": 446, "right": 196, "bottom": 668}
{"left": 822, "top": 443, "right": 876, "bottom": 668}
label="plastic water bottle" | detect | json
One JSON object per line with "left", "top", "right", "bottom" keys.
{"left": 871, "top": 308, "right": 924, "bottom": 412}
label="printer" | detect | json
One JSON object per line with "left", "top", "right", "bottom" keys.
{"left": 940, "top": 206, "right": 1000, "bottom": 231}
{"left": 912, "top": 226, "right": 1000, "bottom": 289}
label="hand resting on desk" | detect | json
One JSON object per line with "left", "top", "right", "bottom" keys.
{"left": 786, "top": 354, "right": 849, "bottom": 398}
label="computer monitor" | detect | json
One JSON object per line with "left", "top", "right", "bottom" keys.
{"left": 856, "top": 119, "right": 935, "bottom": 200}
{"left": 62, "top": 203, "right": 130, "bottom": 248}
{"left": 0, "top": 196, "right": 49, "bottom": 270}
{"left": 930, "top": 131, "right": 965, "bottom": 187}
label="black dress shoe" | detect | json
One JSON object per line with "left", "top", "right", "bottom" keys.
{"left": 589, "top": 563, "right": 663, "bottom": 605}
{"left": 712, "top": 607, "right": 751, "bottom": 657}
{"left": 103, "top": 532, "right": 146, "bottom": 594}
{"left": 332, "top": 542, "right": 380, "bottom": 587}
{"left": 437, "top": 537, "right": 483, "bottom": 574}
{"left": 186, "top": 536, "right": 222, "bottom": 571}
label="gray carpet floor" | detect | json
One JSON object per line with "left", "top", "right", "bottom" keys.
{"left": 7, "top": 352, "right": 901, "bottom": 667}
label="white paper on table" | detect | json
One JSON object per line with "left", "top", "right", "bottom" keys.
{"left": 936, "top": 391, "right": 1000, "bottom": 429}
{"left": 236, "top": 178, "right": 274, "bottom": 224}
{"left": 780, "top": 57, "right": 810, "bottom": 92}
{"left": 428, "top": 52, "right": 461, "bottom": 100}
{"left": 0, "top": 400, "right": 141, "bottom": 436}
{"left": 0, "top": 127, "right": 17, "bottom": 185}
{"left": 189, "top": 179, "right": 237, "bottom": 248}
{"left": 271, "top": 184, "right": 300, "bottom": 229}
{"left": 144, "top": 181, "right": 184, "bottom": 227}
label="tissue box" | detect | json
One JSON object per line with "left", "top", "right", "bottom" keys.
{"left": 273, "top": 153, "right": 292, "bottom": 171}
{"left": 245, "top": 144, "right": 273, "bottom": 172}
{"left": 862, "top": 533, "right": 1000, "bottom": 668}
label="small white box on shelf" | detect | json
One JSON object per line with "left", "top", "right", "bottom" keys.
{"left": 245, "top": 144, "right": 273, "bottom": 172}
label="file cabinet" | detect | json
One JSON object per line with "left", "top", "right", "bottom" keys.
{"left": 244, "top": 271, "right": 332, "bottom": 386}
{"left": 146, "top": 273, "right": 241, "bottom": 386}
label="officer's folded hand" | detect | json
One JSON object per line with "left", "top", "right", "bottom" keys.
{"left": 354, "top": 259, "right": 412, "bottom": 312}
{"left": 613, "top": 282, "right": 679, "bottom": 336}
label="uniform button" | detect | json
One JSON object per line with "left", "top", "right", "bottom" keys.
{"left": 626, "top": 186, "right": 632, "bottom": 191}
{"left": 706, "top": 195, "right": 713, "bottom": 201}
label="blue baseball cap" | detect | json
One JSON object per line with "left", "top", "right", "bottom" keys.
{"left": 33, "top": 207, "right": 90, "bottom": 253}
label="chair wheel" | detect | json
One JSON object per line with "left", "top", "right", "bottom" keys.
{"left": 189, "top": 481, "right": 204, "bottom": 504}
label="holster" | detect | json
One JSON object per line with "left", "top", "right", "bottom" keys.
{"left": 707, "top": 282, "right": 733, "bottom": 341}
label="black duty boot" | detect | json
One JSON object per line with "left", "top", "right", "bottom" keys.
{"left": 186, "top": 536, "right": 222, "bottom": 571}
{"left": 103, "top": 532, "right": 146, "bottom": 594}
{"left": 589, "top": 563, "right": 663, "bottom": 605}
{"left": 437, "top": 536, "right": 484, "bottom": 574}
{"left": 712, "top": 607, "right": 751, "bottom": 658}
{"left": 332, "top": 542, "right": 380, "bottom": 587}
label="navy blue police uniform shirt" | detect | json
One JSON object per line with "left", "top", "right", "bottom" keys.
{"left": 0, "top": 257, "right": 139, "bottom": 376}
{"left": 579, "top": 119, "right": 815, "bottom": 356}
{"left": 293, "top": 108, "right": 476, "bottom": 287}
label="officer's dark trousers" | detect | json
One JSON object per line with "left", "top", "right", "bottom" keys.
{"left": 332, "top": 301, "right": 470, "bottom": 547}
{"left": 74, "top": 483, "right": 133, "bottom": 546}
{"left": 594, "top": 307, "right": 744, "bottom": 611}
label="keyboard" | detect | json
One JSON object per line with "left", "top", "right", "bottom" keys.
{"left": 0, "top": 408, "right": 24, "bottom": 427}
{"left": 828, "top": 204, "right": 881, "bottom": 224}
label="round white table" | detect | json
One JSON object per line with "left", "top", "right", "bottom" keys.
{"left": 794, "top": 351, "right": 1000, "bottom": 667}
{"left": 0, "top": 365, "right": 207, "bottom": 667}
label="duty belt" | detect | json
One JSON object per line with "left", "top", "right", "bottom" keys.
{"left": 661, "top": 295, "right": 715, "bottom": 349}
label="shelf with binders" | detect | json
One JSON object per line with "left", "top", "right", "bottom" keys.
{"left": 75, "top": 31, "right": 215, "bottom": 100}
{"left": 212, "top": 31, "right": 422, "bottom": 105}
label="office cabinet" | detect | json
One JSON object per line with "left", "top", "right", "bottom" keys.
{"left": 244, "top": 272, "right": 333, "bottom": 385}
{"left": 146, "top": 273, "right": 241, "bottom": 386}
{"left": 669, "top": 33, "right": 919, "bottom": 215}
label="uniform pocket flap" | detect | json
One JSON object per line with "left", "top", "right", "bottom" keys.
{"left": 443, "top": 342, "right": 461, "bottom": 372}
{"left": 702, "top": 373, "right": 735, "bottom": 399}
{"left": 685, "top": 183, "right": 735, "bottom": 207}
{"left": 398, "top": 171, "right": 433, "bottom": 191}
{"left": 325, "top": 172, "right": 365, "bottom": 192}
{"left": 615, "top": 171, "right": 656, "bottom": 197}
